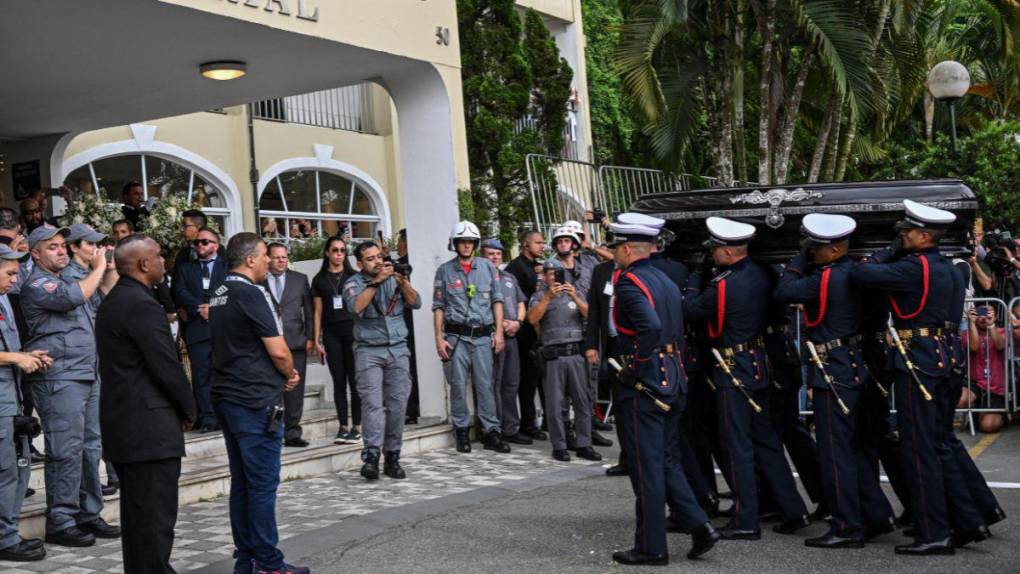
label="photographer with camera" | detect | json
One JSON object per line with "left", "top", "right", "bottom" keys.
{"left": 343, "top": 242, "right": 420, "bottom": 480}
{"left": 0, "top": 243, "right": 51, "bottom": 562}
{"left": 208, "top": 233, "right": 306, "bottom": 574}
{"left": 980, "top": 230, "right": 1020, "bottom": 302}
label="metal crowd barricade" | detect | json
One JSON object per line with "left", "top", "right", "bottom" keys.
{"left": 958, "top": 297, "right": 1013, "bottom": 435}
{"left": 524, "top": 154, "right": 602, "bottom": 242}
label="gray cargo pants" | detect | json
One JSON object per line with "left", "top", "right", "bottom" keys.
{"left": 492, "top": 337, "right": 521, "bottom": 437}
{"left": 543, "top": 355, "right": 591, "bottom": 451}
{"left": 0, "top": 416, "right": 30, "bottom": 550}
{"left": 444, "top": 335, "right": 500, "bottom": 432}
{"left": 355, "top": 351, "right": 412, "bottom": 454}
{"left": 32, "top": 380, "right": 104, "bottom": 534}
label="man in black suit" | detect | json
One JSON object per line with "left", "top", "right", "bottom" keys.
{"left": 97, "top": 235, "right": 197, "bottom": 573}
{"left": 584, "top": 259, "right": 628, "bottom": 475}
{"left": 172, "top": 227, "right": 228, "bottom": 431}
{"left": 265, "top": 243, "right": 314, "bottom": 447}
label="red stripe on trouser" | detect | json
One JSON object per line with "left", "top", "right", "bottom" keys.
{"left": 908, "top": 379, "right": 930, "bottom": 539}
{"left": 630, "top": 402, "right": 648, "bottom": 551}
{"left": 827, "top": 392, "right": 844, "bottom": 532}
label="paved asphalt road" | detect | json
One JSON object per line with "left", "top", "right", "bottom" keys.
{"left": 289, "top": 431, "right": 1019, "bottom": 574}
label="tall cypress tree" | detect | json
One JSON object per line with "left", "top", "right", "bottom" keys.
{"left": 458, "top": 1, "right": 573, "bottom": 246}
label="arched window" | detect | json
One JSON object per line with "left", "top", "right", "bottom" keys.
{"left": 258, "top": 169, "right": 382, "bottom": 241}
{"left": 62, "top": 153, "right": 231, "bottom": 232}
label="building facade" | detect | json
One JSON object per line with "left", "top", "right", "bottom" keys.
{"left": 0, "top": 0, "right": 591, "bottom": 421}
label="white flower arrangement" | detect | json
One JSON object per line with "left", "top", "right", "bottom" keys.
{"left": 59, "top": 192, "right": 122, "bottom": 235}
{"left": 137, "top": 195, "right": 220, "bottom": 267}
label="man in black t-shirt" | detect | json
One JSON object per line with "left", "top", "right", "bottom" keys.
{"left": 504, "top": 229, "right": 548, "bottom": 440}
{"left": 208, "top": 233, "right": 308, "bottom": 574}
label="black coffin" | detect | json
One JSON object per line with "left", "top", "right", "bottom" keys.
{"left": 630, "top": 179, "right": 978, "bottom": 264}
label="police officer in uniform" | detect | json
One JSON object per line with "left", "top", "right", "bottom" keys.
{"left": 683, "top": 217, "right": 809, "bottom": 540}
{"left": 0, "top": 243, "right": 50, "bottom": 562}
{"left": 22, "top": 225, "right": 121, "bottom": 546}
{"left": 480, "top": 239, "right": 532, "bottom": 445}
{"left": 344, "top": 241, "right": 422, "bottom": 480}
{"left": 432, "top": 221, "right": 510, "bottom": 454}
{"left": 774, "top": 214, "right": 895, "bottom": 548}
{"left": 850, "top": 199, "right": 963, "bottom": 555}
{"left": 526, "top": 257, "right": 600, "bottom": 462}
{"left": 607, "top": 218, "right": 718, "bottom": 566}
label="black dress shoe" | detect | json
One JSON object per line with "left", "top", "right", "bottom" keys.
{"left": 552, "top": 449, "right": 571, "bottom": 462}
{"left": 895, "top": 538, "right": 954, "bottom": 555}
{"left": 0, "top": 539, "right": 46, "bottom": 561}
{"left": 773, "top": 514, "right": 811, "bottom": 534}
{"left": 688, "top": 522, "right": 720, "bottom": 559}
{"left": 504, "top": 432, "right": 534, "bottom": 445}
{"left": 805, "top": 532, "right": 865, "bottom": 549}
{"left": 45, "top": 526, "right": 96, "bottom": 547}
{"left": 523, "top": 427, "right": 548, "bottom": 441}
{"left": 20, "top": 538, "right": 43, "bottom": 550}
{"left": 718, "top": 527, "right": 761, "bottom": 540}
{"left": 606, "top": 464, "right": 629, "bottom": 477}
{"left": 984, "top": 507, "right": 1007, "bottom": 527}
{"left": 79, "top": 517, "right": 120, "bottom": 539}
{"left": 101, "top": 483, "right": 118, "bottom": 496}
{"left": 700, "top": 492, "right": 720, "bottom": 517}
{"left": 24, "top": 487, "right": 35, "bottom": 498}
{"left": 591, "top": 431, "right": 613, "bottom": 447}
{"left": 482, "top": 430, "right": 511, "bottom": 453}
{"left": 593, "top": 418, "right": 613, "bottom": 431}
{"left": 612, "top": 548, "right": 668, "bottom": 566}
{"left": 863, "top": 518, "right": 895, "bottom": 541}
{"left": 952, "top": 525, "right": 990, "bottom": 547}
{"left": 284, "top": 438, "right": 310, "bottom": 447}
{"left": 575, "top": 446, "right": 602, "bottom": 461}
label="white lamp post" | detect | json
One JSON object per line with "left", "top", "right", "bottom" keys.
{"left": 927, "top": 60, "right": 971, "bottom": 153}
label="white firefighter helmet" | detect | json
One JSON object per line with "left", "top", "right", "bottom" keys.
{"left": 448, "top": 220, "right": 481, "bottom": 251}
{"left": 563, "top": 219, "right": 586, "bottom": 236}
{"left": 551, "top": 226, "right": 581, "bottom": 250}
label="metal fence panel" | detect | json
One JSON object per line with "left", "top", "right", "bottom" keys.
{"left": 525, "top": 154, "right": 601, "bottom": 242}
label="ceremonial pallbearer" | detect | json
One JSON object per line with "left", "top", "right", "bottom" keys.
{"left": 683, "top": 217, "right": 809, "bottom": 540}
{"left": 850, "top": 200, "right": 963, "bottom": 555}
{"left": 608, "top": 217, "right": 718, "bottom": 566}
{"left": 774, "top": 214, "right": 894, "bottom": 548}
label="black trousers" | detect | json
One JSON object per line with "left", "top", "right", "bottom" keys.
{"left": 516, "top": 324, "right": 544, "bottom": 431}
{"left": 323, "top": 323, "right": 360, "bottom": 427}
{"left": 768, "top": 378, "right": 825, "bottom": 506}
{"left": 113, "top": 458, "right": 182, "bottom": 574}
{"left": 283, "top": 349, "right": 307, "bottom": 440}
{"left": 404, "top": 311, "right": 421, "bottom": 419}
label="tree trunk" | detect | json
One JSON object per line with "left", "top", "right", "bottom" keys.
{"left": 774, "top": 47, "right": 815, "bottom": 184}
{"left": 823, "top": 102, "right": 844, "bottom": 182}
{"left": 755, "top": 0, "right": 776, "bottom": 185}
{"left": 733, "top": 0, "right": 749, "bottom": 183}
{"left": 808, "top": 88, "right": 838, "bottom": 183}
{"left": 833, "top": 0, "right": 888, "bottom": 182}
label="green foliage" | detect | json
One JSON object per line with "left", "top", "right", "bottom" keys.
{"left": 288, "top": 236, "right": 328, "bottom": 263}
{"left": 583, "top": 0, "right": 641, "bottom": 165}
{"left": 873, "top": 120, "right": 1020, "bottom": 226}
{"left": 458, "top": 1, "right": 573, "bottom": 247}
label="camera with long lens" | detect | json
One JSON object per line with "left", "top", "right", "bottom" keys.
{"left": 984, "top": 230, "right": 1015, "bottom": 271}
{"left": 393, "top": 262, "right": 412, "bottom": 276}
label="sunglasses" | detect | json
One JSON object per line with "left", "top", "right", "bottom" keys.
{"left": 193, "top": 239, "right": 218, "bottom": 247}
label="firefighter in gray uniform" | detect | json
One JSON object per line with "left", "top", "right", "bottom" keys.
{"left": 432, "top": 221, "right": 511, "bottom": 454}
{"left": 480, "top": 238, "right": 533, "bottom": 445}
{"left": 21, "top": 225, "right": 120, "bottom": 547}
{"left": 527, "top": 259, "right": 602, "bottom": 462}
{"left": 344, "top": 241, "right": 422, "bottom": 481}
{"left": 0, "top": 243, "right": 51, "bottom": 562}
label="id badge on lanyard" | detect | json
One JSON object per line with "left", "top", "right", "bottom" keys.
{"left": 333, "top": 295, "right": 344, "bottom": 310}
{"left": 202, "top": 277, "right": 211, "bottom": 291}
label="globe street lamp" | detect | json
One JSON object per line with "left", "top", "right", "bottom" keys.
{"left": 927, "top": 60, "right": 971, "bottom": 154}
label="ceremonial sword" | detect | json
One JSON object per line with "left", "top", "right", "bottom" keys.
{"left": 887, "top": 326, "right": 933, "bottom": 401}
{"left": 709, "top": 348, "right": 763, "bottom": 413}
{"left": 607, "top": 358, "right": 671, "bottom": 412}
{"left": 805, "top": 341, "right": 851, "bottom": 416}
